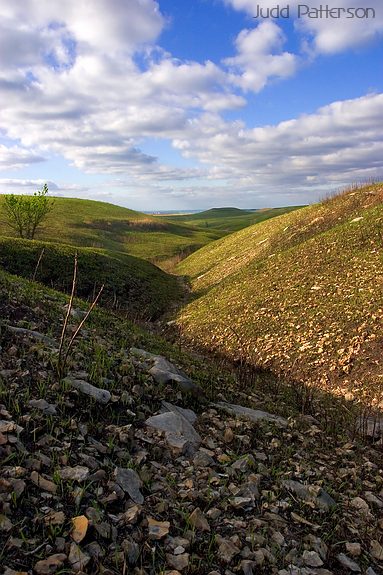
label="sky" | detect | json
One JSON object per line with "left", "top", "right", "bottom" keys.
{"left": 0, "top": 0, "right": 382, "bottom": 210}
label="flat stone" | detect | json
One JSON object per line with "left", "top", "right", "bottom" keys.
{"left": 68, "top": 542, "right": 91, "bottom": 571}
{"left": 148, "top": 517, "right": 170, "bottom": 540}
{"left": 217, "top": 537, "right": 240, "bottom": 563}
{"left": 282, "top": 480, "right": 336, "bottom": 511}
{"left": 371, "top": 540, "right": 383, "bottom": 561}
{"left": 30, "top": 471, "right": 57, "bottom": 494}
{"left": 337, "top": 553, "right": 361, "bottom": 572}
{"left": 189, "top": 507, "right": 210, "bottom": 532}
{"left": 166, "top": 553, "right": 189, "bottom": 571}
{"left": 146, "top": 402, "right": 201, "bottom": 448}
{"left": 33, "top": 554, "right": 67, "bottom": 574}
{"left": 212, "top": 402, "right": 287, "bottom": 426}
{"left": 29, "top": 399, "right": 57, "bottom": 415}
{"left": 59, "top": 466, "right": 90, "bottom": 482}
{"left": 302, "top": 550, "right": 323, "bottom": 567}
{"left": 0, "top": 514, "right": 13, "bottom": 531}
{"left": 63, "top": 377, "right": 111, "bottom": 404}
{"left": 43, "top": 511, "right": 66, "bottom": 526}
{"left": 114, "top": 467, "right": 144, "bottom": 504}
{"left": 130, "top": 348, "right": 203, "bottom": 396}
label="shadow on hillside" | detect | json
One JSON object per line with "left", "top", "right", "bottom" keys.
{"left": 72, "top": 219, "right": 199, "bottom": 238}
{"left": 161, "top": 322, "right": 383, "bottom": 446}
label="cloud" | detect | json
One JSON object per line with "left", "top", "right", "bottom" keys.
{"left": 224, "top": 22, "right": 298, "bottom": 91}
{"left": 0, "top": 145, "right": 46, "bottom": 170}
{"left": 223, "top": 0, "right": 383, "bottom": 54}
{"left": 172, "top": 93, "right": 383, "bottom": 195}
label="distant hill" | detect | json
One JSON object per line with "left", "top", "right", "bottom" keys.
{"left": 177, "top": 183, "right": 383, "bottom": 404}
{"left": 163, "top": 205, "right": 303, "bottom": 232}
{"left": 0, "top": 197, "right": 222, "bottom": 267}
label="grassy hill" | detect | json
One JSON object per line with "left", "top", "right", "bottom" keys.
{"left": 0, "top": 197, "right": 222, "bottom": 266}
{"left": 0, "top": 237, "right": 181, "bottom": 319}
{"left": 162, "top": 205, "right": 302, "bottom": 232}
{"left": 177, "top": 183, "right": 383, "bottom": 405}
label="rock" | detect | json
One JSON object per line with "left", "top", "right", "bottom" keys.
{"left": 28, "top": 399, "right": 57, "bottom": 415}
{"left": 217, "top": 537, "right": 240, "bottom": 564}
{"left": 231, "top": 454, "right": 256, "bottom": 473}
{"left": 0, "top": 514, "right": 13, "bottom": 531}
{"left": 3, "top": 568, "right": 29, "bottom": 575}
{"left": 43, "top": 511, "right": 66, "bottom": 526}
{"left": 166, "top": 553, "right": 189, "bottom": 571}
{"left": 33, "top": 554, "right": 67, "bottom": 574}
{"left": 6, "top": 325, "right": 56, "bottom": 346}
{"left": 63, "top": 377, "right": 111, "bottom": 404}
{"left": 0, "top": 420, "right": 23, "bottom": 434}
{"left": 148, "top": 517, "right": 170, "bottom": 540}
{"left": 241, "top": 560, "right": 257, "bottom": 575}
{"left": 30, "top": 471, "right": 57, "bottom": 494}
{"left": 71, "top": 515, "right": 89, "bottom": 543}
{"left": 282, "top": 480, "right": 336, "bottom": 511}
{"left": 189, "top": 507, "right": 210, "bottom": 532}
{"left": 68, "top": 542, "right": 91, "bottom": 571}
{"left": 114, "top": 467, "right": 144, "bottom": 504}
{"left": 336, "top": 553, "right": 361, "bottom": 572}
{"left": 193, "top": 450, "right": 215, "bottom": 468}
{"left": 130, "top": 347, "right": 203, "bottom": 396}
{"left": 302, "top": 550, "right": 323, "bottom": 567}
{"left": 121, "top": 505, "right": 141, "bottom": 524}
{"left": 59, "top": 466, "right": 89, "bottom": 482}
{"left": 350, "top": 497, "right": 370, "bottom": 515}
{"left": 224, "top": 428, "right": 234, "bottom": 443}
{"left": 212, "top": 402, "right": 287, "bottom": 426}
{"left": 345, "top": 542, "right": 361, "bottom": 557}
{"left": 146, "top": 402, "right": 201, "bottom": 449}
{"left": 370, "top": 540, "right": 383, "bottom": 561}
{"left": 122, "top": 538, "right": 140, "bottom": 564}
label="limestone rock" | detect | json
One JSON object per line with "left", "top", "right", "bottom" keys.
{"left": 63, "top": 377, "right": 111, "bottom": 404}
{"left": 146, "top": 402, "right": 201, "bottom": 449}
{"left": 68, "top": 542, "right": 91, "bottom": 571}
{"left": 212, "top": 402, "right": 287, "bottom": 426}
{"left": 33, "top": 554, "right": 67, "bottom": 574}
{"left": 114, "top": 467, "right": 144, "bottom": 504}
{"left": 148, "top": 517, "right": 170, "bottom": 540}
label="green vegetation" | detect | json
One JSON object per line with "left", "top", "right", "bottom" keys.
{"left": 162, "top": 205, "right": 303, "bottom": 233}
{"left": 0, "top": 237, "right": 181, "bottom": 319}
{"left": 2, "top": 184, "right": 54, "bottom": 239}
{"left": 0, "top": 196, "right": 222, "bottom": 267}
{"left": 177, "top": 183, "right": 383, "bottom": 405}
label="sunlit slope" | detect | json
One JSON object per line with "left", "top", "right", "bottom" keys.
{"left": 0, "top": 197, "right": 221, "bottom": 264}
{"left": 178, "top": 184, "right": 382, "bottom": 292}
{"left": 177, "top": 183, "right": 383, "bottom": 401}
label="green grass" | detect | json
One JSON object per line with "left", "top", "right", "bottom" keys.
{"left": 162, "top": 205, "right": 303, "bottom": 233}
{"left": 177, "top": 183, "right": 383, "bottom": 405}
{"left": 0, "top": 196, "right": 222, "bottom": 266}
{"left": 0, "top": 237, "right": 181, "bottom": 319}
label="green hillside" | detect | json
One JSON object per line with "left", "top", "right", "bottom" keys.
{"left": 0, "top": 197, "right": 222, "bottom": 266}
{"left": 177, "top": 183, "right": 383, "bottom": 404}
{"left": 0, "top": 237, "right": 181, "bottom": 319}
{"left": 163, "top": 205, "right": 302, "bottom": 232}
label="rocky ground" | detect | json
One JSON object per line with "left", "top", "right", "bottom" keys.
{"left": 0, "top": 289, "right": 383, "bottom": 575}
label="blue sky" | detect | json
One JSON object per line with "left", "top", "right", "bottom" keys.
{"left": 0, "top": 0, "right": 382, "bottom": 210}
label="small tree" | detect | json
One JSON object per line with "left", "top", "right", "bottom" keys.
{"left": 3, "top": 184, "right": 54, "bottom": 240}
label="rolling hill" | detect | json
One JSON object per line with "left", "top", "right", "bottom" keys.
{"left": 177, "top": 183, "right": 383, "bottom": 405}
{"left": 0, "top": 197, "right": 222, "bottom": 266}
{"left": 162, "top": 205, "right": 303, "bottom": 232}
{"left": 0, "top": 237, "right": 181, "bottom": 319}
